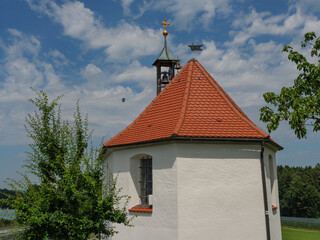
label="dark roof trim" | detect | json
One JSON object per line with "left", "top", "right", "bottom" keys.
{"left": 103, "top": 136, "right": 283, "bottom": 151}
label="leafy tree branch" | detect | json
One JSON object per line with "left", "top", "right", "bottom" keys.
{"left": 260, "top": 32, "right": 320, "bottom": 139}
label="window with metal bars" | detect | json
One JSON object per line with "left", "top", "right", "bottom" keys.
{"left": 139, "top": 156, "right": 152, "bottom": 206}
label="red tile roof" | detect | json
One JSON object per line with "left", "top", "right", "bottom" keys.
{"left": 104, "top": 59, "right": 278, "bottom": 148}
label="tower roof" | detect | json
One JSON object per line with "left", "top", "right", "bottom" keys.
{"left": 152, "top": 38, "right": 178, "bottom": 65}
{"left": 104, "top": 59, "right": 282, "bottom": 149}
{"left": 153, "top": 19, "right": 178, "bottom": 65}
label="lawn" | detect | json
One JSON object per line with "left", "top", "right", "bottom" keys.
{"left": 282, "top": 227, "right": 320, "bottom": 240}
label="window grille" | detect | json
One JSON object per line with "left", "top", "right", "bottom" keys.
{"left": 139, "top": 156, "right": 152, "bottom": 206}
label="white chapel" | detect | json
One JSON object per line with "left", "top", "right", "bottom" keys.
{"left": 103, "top": 19, "right": 282, "bottom": 240}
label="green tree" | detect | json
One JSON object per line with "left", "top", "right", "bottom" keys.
{"left": 277, "top": 165, "right": 320, "bottom": 218}
{"left": 0, "top": 188, "right": 16, "bottom": 209}
{"left": 260, "top": 32, "right": 320, "bottom": 138}
{"left": 3, "top": 90, "right": 131, "bottom": 240}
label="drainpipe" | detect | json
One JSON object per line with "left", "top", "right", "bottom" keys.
{"left": 260, "top": 141, "right": 271, "bottom": 240}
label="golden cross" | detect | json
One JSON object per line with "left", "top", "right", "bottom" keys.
{"left": 161, "top": 19, "right": 170, "bottom": 30}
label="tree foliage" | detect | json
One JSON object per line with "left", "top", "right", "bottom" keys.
{"left": 2, "top": 90, "right": 131, "bottom": 240}
{"left": 260, "top": 32, "right": 320, "bottom": 138}
{"left": 0, "top": 189, "right": 16, "bottom": 209}
{"left": 278, "top": 164, "right": 320, "bottom": 218}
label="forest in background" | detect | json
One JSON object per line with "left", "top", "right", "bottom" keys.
{"left": 1, "top": 164, "right": 320, "bottom": 218}
{"left": 278, "top": 164, "right": 320, "bottom": 218}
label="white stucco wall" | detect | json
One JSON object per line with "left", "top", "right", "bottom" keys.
{"left": 104, "top": 141, "right": 281, "bottom": 240}
{"left": 264, "top": 146, "right": 282, "bottom": 240}
{"left": 104, "top": 143, "right": 179, "bottom": 240}
{"left": 176, "top": 143, "right": 267, "bottom": 240}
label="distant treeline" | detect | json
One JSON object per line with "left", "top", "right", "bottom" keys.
{"left": 1, "top": 166, "right": 320, "bottom": 218}
{"left": 278, "top": 164, "right": 320, "bottom": 218}
{"left": 0, "top": 189, "right": 16, "bottom": 209}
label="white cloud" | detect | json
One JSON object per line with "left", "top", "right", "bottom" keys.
{"left": 52, "top": 84, "right": 154, "bottom": 140}
{"left": 168, "top": 0, "right": 231, "bottom": 30}
{"left": 291, "top": 0, "right": 320, "bottom": 13}
{"left": 25, "top": 0, "right": 162, "bottom": 62}
{"left": 104, "top": 23, "right": 162, "bottom": 61}
{"left": 202, "top": 5, "right": 319, "bottom": 109}
{"left": 196, "top": 39, "right": 297, "bottom": 107}
{"left": 41, "top": 62, "right": 65, "bottom": 90}
{"left": 125, "top": 0, "right": 232, "bottom": 30}
{"left": 79, "top": 61, "right": 155, "bottom": 90}
{"left": 51, "top": 1, "right": 100, "bottom": 44}
{"left": 7, "top": 28, "right": 23, "bottom": 38}
{"left": 228, "top": 7, "right": 306, "bottom": 46}
{"left": 0, "top": 30, "right": 66, "bottom": 145}
{"left": 0, "top": 28, "right": 155, "bottom": 145}
{"left": 80, "top": 63, "right": 107, "bottom": 89}
{"left": 0, "top": 30, "right": 44, "bottom": 102}
{"left": 300, "top": 16, "right": 320, "bottom": 35}
{"left": 112, "top": 60, "right": 154, "bottom": 87}
{"left": 120, "top": 0, "right": 135, "bottom": 15}
{"left": 25, "top": 0, "right": 55, "bottom": 16}
{"left": 82, "top": 63, "right": 102, "bottom": 76}
{"left": 4, "top": 58, "right": 43, "bottom": 91}
{"left": 47, "top": 50, "right": 69, "bottom": 68}
{"left": 5, "top": 28, "right": 41, "bottom": 59}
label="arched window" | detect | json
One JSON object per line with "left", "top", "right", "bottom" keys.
{"left": 269, "top": 154, "right": 277, "bottom": 207}
{"left": 140, "top": 156, "right": 152, "bottom": 206}
{"left": 129, "top": 154, "right": 153, "bottom": 211}
{"left": 269, "top": 155, "right": 274, "bottom": 193}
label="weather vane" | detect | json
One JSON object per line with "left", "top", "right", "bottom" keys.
{"left": 161, "top": 18, "right": 170, "bottom": 37}
{"left": 188, "top": 42, "right": 203, "bottom": 51}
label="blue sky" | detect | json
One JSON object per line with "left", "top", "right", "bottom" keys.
{"left": 0, "top": 0, "right": 320, "bottom": 188}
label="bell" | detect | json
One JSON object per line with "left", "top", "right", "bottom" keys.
{"left": 161, "top": 73, "right": 169, "bottom": 84}
{"left": 175, "top": 61, "right": 182, "bottom": 70}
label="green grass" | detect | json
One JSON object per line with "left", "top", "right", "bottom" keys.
{"left": 281, "top": 220, "right": 320, "bottom": 231}
{"left": 282, "top": 227, "right": 320, "bottom": 240}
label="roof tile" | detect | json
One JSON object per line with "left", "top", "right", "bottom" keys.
{"left": 104, "top": 60, "right": 274, "bottom": 147}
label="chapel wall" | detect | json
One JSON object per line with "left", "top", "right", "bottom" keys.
{"left": 176, "top": 142, "right": 268, "bottom": 240}
{"left": 104, "top": 143, "right": 179, "bottom": 240}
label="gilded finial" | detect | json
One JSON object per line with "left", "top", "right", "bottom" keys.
{"left": 161, "top": 18, "right": 170, "bottom": 37}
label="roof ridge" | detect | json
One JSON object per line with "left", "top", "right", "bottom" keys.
{"left": 103, "top": 63, "right": 189, "bottom": 146}
{"left": 172, "top": 61, "right": 194, "bottom": 136}
{"left": 194, "top": 61, "right": 268, "bottom": 138}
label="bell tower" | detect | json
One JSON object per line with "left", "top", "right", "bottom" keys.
{"left": 153, "top": 19, "right": 181, "bottom": 95}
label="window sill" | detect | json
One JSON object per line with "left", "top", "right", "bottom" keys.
{"left": 129, "top": 206, "right": 152, "bottom": 213}
{"left": 272, "top": 205, "right": 278, "bottom": 210}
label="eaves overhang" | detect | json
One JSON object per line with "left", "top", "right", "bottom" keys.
{"left": 103, "top": 136, "right": 283, "bottom": 154}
